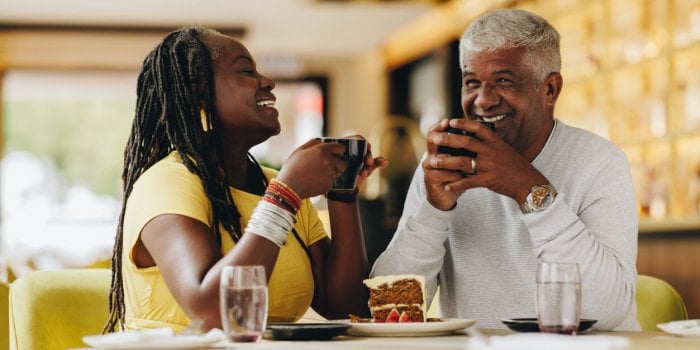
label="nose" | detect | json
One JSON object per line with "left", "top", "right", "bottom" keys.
{"left": 473, "top": 83, "right": 500, "bottom": 111}
{"left": 259, "top": 72, "right": 275, "bottom": 91}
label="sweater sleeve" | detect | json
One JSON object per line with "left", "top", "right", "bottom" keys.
{"left": 523, "top": 148, "right": 639, "bottom": 330}
{"left": 370, "top": 163, "right": 452, "bottom": 303}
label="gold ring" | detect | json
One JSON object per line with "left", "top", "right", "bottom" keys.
{"left": 470, "top": 158, "right": 477, "bottom": 174}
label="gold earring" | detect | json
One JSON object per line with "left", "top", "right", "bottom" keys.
{"left": 200, "top": 107, "right": 212, "bottom": 132}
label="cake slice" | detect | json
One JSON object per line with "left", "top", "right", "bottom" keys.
{"left": 363, "top": 274, "right": 426, "bottom": 322}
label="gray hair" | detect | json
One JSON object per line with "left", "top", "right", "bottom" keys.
{"left": 459, "top": 9, "right": 561, "bottom": 86}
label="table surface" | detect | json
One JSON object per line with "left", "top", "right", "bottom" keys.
{"left": 195, "top": 328, "right": 698, "bottom": 350}
{"left": 74, "top": 327, "right": 700, "bottom": 350}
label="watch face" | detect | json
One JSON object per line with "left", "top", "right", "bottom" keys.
{"left": 521, "top": 184, "right": 556, "bottom": 214}
{"left": 532, "top": 187, "right": 549, "bottom": 207}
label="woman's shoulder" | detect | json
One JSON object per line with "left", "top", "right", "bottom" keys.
{"left": 135, "top": 152, "right": 202, "bottom": 189}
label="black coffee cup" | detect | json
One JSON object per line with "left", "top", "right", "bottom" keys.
{"left": 437, "top": 121, "right": 494, "bottom": 157}
{"left": 317, "top": 137, "right": 368, "bottom": 190}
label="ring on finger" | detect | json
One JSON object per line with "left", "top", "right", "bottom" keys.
{"left": 470, "top": 158, "right": 477, "bottom": 174}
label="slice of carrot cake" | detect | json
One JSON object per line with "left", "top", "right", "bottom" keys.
{"left": 363, "top": 274, "right": 426, "bottom": 322}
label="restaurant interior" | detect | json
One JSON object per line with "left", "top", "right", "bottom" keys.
{"left": 1, "top": 0, "right": 700, "bottom": 348}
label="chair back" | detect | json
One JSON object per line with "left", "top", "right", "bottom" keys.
{"left": 9, "top": 269, "right": 111, "bottom": 350}
{"left": 636, "top": 274, "right": 688, "bottom": 331}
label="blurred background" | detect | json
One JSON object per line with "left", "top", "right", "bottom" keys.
{"left": 0, "top": 0, "right": 699, "bottom": 317}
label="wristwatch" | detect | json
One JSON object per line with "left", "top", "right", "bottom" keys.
{"left": 519, "top": 184, "right": 557, "bottom": 214}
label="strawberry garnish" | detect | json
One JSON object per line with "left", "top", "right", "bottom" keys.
{"left": 385, "top": 308, "right": 400, "bottom": 323}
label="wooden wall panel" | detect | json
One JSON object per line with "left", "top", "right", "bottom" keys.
{"left": 637, "top": 234, "right": 700, "bottom": 319}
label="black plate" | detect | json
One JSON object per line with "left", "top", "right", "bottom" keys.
{"left": 265, "top": 323, "right": 351, "bottom": 340}
{"left": 501, "top": 318, "right": 597, "bottom": 333}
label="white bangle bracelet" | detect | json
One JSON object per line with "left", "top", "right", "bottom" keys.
{"left": 245, "top": 200, "right": 295, "bottom": 247}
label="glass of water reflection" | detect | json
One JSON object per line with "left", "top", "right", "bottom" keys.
{"left": 536, "top": 261, "right": 581, "bottom": 335}
{"left": 220, "top": 265, "right": 268, "bottom": 342}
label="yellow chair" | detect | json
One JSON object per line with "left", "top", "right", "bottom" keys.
{"left": 636, "top": 274, "right": 688, "bottom": 331}
{"left": 426, "top": 288, "right": 440, "bottom": 319}
{"left": 1, "top": 281, "right": 9, "bottom": 350}
{"left": 9, "top": 268, "right": 111, "bottom": 350}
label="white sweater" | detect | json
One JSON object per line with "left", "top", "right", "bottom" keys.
{"left": 371, "top": 120, "right": 640, "bottom": 331}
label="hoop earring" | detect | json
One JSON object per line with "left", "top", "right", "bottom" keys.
{"left": 200, "top": 108, "right": 212, "bottom": 132}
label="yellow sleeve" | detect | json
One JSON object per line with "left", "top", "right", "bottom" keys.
{"left": 124, "top": 155, "right": 212, "bottom": 252}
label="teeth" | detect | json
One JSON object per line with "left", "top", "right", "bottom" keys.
{"left": 257, "top": 100, "right": 275, "bottom": 107}
{"left": 482, "top": 114, "right": 507, "bottom": 123}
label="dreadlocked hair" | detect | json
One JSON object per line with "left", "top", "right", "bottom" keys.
{"left": 104, "top": 26, "right": 249, "bottom": 332}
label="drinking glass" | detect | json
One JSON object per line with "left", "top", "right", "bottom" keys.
{"left": 536, "top": 261, "right": 581, "bottom": 335}
{"left": 220, "top": 265, "right": 268, "bottom": 343}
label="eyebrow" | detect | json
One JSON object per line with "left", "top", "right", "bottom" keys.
{"left": 462, "top": 68, "right": 518, "bottom": 78}
{"left": 233, "top": 56, "right": 254, "bottom": 65}
{"left": 493, "top": 69, "right": 517, "bottom": 76}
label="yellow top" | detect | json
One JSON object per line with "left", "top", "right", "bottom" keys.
{"left": 121, "top": 152, "right": 327, "bottom": 331}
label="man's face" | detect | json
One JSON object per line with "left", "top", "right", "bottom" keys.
{"left": 461, "top": 46, "right": 558, "bottom": 157}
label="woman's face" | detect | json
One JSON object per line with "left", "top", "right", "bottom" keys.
{"left": 207, "top": 34, "right": 280, "bottom": 147}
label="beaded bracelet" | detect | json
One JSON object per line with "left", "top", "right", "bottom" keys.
{"left": 271, "top": 179, "right": 301, "bottom": 204}
{"left": 264, "top": 179, "right": 302, "bottom": 214}
{"left": 262, "top": 193, "right": 297, "bottom": 215}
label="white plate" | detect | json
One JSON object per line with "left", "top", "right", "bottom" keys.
{"left": 657, "top": 320, "right": 700, "bottom": 337}
{"left": 337, "top": 318, "right": 476, "bottom": 337}
{"left": 83, "top": 328, "right": 225, "bottom": 349}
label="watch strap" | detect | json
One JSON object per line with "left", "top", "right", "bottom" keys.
{"left": 326, "top": 188, "right": 359, "bottom": 203}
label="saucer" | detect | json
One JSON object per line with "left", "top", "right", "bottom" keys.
{"left": 265, "top": 323, "right": 351, "bottom": 340}
{"left": 501, "top": 318, "right": 597, "bottom": 333}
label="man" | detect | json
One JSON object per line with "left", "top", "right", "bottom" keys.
{"left": 371, "top": 9, "right": 639, "bottom": 331}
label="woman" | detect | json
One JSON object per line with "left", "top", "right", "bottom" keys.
{"left": 104, "top": 26, "right": 387, "bottom": 332}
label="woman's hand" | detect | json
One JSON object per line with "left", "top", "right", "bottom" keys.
{"left": 277, "top": 139, "right": 348, "bottom": 199}
{"left": 356, "top": 140, "right": 388, "bottom": 185}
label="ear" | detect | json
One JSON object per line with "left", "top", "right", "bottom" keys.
{"left": 541, "top": 72, "right": 563, "bottom": 108}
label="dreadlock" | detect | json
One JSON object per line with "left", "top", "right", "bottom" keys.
{"left": 104, "top": 26, "right": 250, "bottom": 332}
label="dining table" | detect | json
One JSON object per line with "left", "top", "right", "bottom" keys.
{"left": 232, "top": 329, "right": 698, "bottom": 350}
{"left": 77, "top": 327, "right": 700, "bottom": 350}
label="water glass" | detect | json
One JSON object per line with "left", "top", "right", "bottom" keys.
{"left": 536, "top": 261, "right": 581, "bottom": 335}
{"left": 220, "top": 265, "right": 268, "bottom": 343}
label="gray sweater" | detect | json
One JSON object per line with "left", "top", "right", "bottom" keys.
{"left": 371, "top": 120, "right": 640, "bottom": 331}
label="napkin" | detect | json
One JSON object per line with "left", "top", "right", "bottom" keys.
{"left": 657, "top": 319, "right": 700, "bottom": 337}
{"left": 467, "top": 332, "right": 630, "bottom": 350}
{"left": 82, "top": 327, "right": 225, "bottom": 349}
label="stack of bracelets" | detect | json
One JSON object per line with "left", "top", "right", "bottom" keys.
{"left": 245, "top": 178, "right": 301, "bottom": 247}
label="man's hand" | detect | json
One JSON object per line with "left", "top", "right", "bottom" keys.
{"left": 425, "top": 118, "right": 549, "bottom": 207}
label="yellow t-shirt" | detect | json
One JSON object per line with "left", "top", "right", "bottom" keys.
{"left": 121, "top": 152, "right": 327, "bottom": 331}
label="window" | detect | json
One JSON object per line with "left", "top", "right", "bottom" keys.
{"left": 1, "top": 69, "right": 136, "bottom": 273}
{"left": 1, "top": 69, "right": 326, "bottom": 276}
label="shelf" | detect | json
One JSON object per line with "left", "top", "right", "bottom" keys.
{"left": 526, "top": 0, "right": 700, "bottom": 222}
{"left": 639, "top": 218, "right": 700, "bottom": 234}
